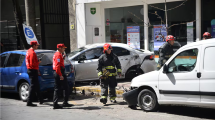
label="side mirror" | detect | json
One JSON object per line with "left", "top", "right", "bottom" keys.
{"left": 78, "top": 56, "right": 86, "bottom": 63}
{"left": 163, "top": 64, "right": 168, "bottom": 73}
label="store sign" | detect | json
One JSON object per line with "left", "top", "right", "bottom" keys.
{"left": 127, "top": 26, "right": 140, "bottom": 49}
{"left": 211, "top": 19, "right": 215, "bottom": 38}
{"left": 23, "top": 24, "right": 38, "bottom": 44}
{"left": 90, "top": 8, "right": 96, "bottom": 15}
{"left": 106, "top": 19, "right": 110, "bottom": 26}
{"left": 154, "top": 25, "right": 167, "bottom": 51}
{"left": 187, "top": 22, "right": 194, "bottom": 44}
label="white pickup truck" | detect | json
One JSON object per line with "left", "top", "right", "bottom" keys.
{"left": 123, "top": 39, "right": 215, "bottom": 112}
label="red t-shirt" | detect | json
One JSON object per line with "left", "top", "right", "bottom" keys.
{"left": 53, "top": 51, "right": 65, "bottom": 76}
{"left": 26, "top": 48, "right": 39, "bottom": 70}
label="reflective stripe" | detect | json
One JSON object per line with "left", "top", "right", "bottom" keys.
{"left": 117, "top": 69, "right": 122, "bottom": 72}
{"left": 101, "top": 96, "right": 107, "bottom": 98}
{"left": 109, "top": 73, "right": 117, "bottom": 76}
{"left": 105, "top": 66, "right": 115, "bottom": 69}
{"left": 98, "top": 72, "right": 102, "bottom": 77}
{"left": 110, "top": 97, "right": 116, "bottom": 100}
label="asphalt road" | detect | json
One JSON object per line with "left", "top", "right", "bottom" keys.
{"left": 1, "top": 92, "right": 215, "bottom": 120}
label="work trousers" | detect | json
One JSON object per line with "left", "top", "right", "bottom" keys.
{"left": 100, "top": 76, "right": 117, "bottom": 100}
{"left": 53, "top": 70, "right": 69, "bottom": 106}
{"left": 27, "top": 69, "right": 43, "bottom": 103}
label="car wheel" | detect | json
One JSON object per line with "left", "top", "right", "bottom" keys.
{"left": 126, "top": 69, "right": 143, "bottom": 80}
{"left": 138, "top": 89, "right": 158, "bottom": 112}
{"left": 19, "top": 82, "right": 30, "bottom": 102}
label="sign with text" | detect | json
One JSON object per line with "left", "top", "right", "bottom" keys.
{"left": 23, "top": 24, "right": 38, "bottom": 44}
{"left": 127, "top": 26, "right": 140, "bottom": 49}
{"left": 154, "top": 25, "right": 167, "bottom": 51}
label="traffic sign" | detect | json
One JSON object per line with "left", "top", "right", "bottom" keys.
{"left": 23, "top": 24, "right": 38, "bottom": 44}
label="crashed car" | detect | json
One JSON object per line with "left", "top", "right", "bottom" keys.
{"left": 123, "top": 39, "right": 215, "bottom": 112}
{"left": 68, "top": 43, "right": 157, "bottom": 81}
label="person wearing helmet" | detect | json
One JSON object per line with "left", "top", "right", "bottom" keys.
{"left": 97, "top": 43, "right": 122, "bottom": 104}
{"left": 203, "top": 32, "right": 212, "bottom": 40}
{"left": 157, "top": 35, "right": 176, "bottom": 70}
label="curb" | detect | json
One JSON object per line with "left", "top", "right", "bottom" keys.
{"left": 75, "top": 86, "right": 125, "bottom": 97}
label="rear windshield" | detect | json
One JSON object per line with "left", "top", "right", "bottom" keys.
{"left": 37, "top": 52, "right": 70, "bottom": 66}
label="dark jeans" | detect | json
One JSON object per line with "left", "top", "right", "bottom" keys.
{"left": 53, "top": 70, "right": 69, "bottom": 106}
{"left": 27, "top": 69, "right": 43, "bottom": 103}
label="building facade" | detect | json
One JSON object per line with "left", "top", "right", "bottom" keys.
{"left": 76, "top": 0, "right": 215, "bottom": 51}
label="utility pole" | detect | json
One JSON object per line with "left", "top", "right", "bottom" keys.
{"left": 25, "top": 0, "right": 36, "bottom": 34}
{"left": 165, "top": 0, "right": 168, "bottom": 35}
{"left": 12, "top": 0, "right": 29, "bottom": 49}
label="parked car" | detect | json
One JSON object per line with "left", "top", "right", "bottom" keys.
{"left": 68, "top": 43, "right": 157, "bottom": 81}
{"left": 0, "top": 50, "right": 75, "bottom": 101}
{"left": 123, "top": 39, "right": 215, "bottom": 111}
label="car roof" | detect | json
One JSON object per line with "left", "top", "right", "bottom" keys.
{"left": 180, "top": 38, "right": 215, "bottom": 49}
{"left": 1, "top": 49, "right": 55, "bottom": 55}
{"left": 84, "top": 43, "right": 133, "bottom": 50}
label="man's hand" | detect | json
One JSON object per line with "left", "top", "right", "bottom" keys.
{"left": 39, "top": 59, "right": 42, "bottom": 63}
{"left": 60, "top": 76, "right": 64, "bottom": 80}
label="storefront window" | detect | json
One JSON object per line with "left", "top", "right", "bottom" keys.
{"left": 105, "top": 5, "right": 144, "bottom": 49}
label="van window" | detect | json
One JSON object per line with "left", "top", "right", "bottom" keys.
{"left": 168, "top": 48, "right": 198, "bottom": 72}
{"left": 204, "top": 47, "right": 215, "bottom": 71}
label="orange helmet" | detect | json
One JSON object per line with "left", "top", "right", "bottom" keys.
{"left": 203, "top": 32, "right": 212, "bottom": 39}
{"left": 103, "top": 43, "right": 112, "bottom": 53}
{"left": 166, "top": 35, "right": 175, "bottom": 42}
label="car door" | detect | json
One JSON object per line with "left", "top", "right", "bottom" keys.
{"left": 4, "top": 53, "right": 24, "bottom": 90}
{"left": 0, "top": 53, "right": 9, "bottom": 88}
{"left": 112, "top": 47, "right": 132, "bottom": 75}
{"left": 159, "top": 46, "right": 201, "bottom": 102}
{"left": 74, "top": 48, "right": 103, "bottom": 81}
{"left": 199, "top": 45, "right": 215, "bottom": 104}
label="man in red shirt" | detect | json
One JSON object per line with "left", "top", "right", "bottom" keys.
{"left": 53, "top": 44, "right": 72, "bottom": 109}
{"left": 26, "top": 41, "right": 43, "bottom": 107}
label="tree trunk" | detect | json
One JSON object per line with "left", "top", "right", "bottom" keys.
{"left": 12, "top": 0, "right": 29, "bottom": 49}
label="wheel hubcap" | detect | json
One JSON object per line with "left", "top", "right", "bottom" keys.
{"left": 142, "top": 95, "right": 153, "bottom": 108}
{"left": 21, "top": 85, "right": 29, "bottom": 100}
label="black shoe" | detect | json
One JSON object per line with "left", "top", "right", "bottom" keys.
{"left": 110, "top": 100, "right": 117, "bottom": 103}
{"left": 62, "top": 103, "right": 73, "bottom": 107}
{"left": 27, "top": 103, "right": 37, "bottom": 107}
{"left": 39, "top": 101, "right": 44, "bottom": 105}
{"left": 53, "top": 104, "right": 63, "bottom": 109}
{"left": 100, "top": 98, "right": 107, "bottom": 104}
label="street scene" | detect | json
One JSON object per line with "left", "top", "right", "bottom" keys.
{"left": 1, "top": 0, "right": 215, "bottom": 120}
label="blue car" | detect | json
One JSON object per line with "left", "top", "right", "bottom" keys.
{"left": 0, "top": 50, "right": 75, "bottom": 101}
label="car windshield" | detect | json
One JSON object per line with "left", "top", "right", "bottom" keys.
{"left": 37, "top": 52, "right": 70, "bottom": 66}
{"left": 68, "top": 47, "right": 86, "bottom": 58}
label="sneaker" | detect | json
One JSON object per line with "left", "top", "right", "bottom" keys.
{"left": 62, "top": 103, "right": 73, "bottom": 107}
{"left": 27, "top": 103, "right": 37, "bottom": 107}
{"left": 53, "top": 104, "right": 63, "bottom": 109}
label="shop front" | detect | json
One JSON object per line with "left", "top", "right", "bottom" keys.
{"left": 76, "top": 0, "right": 215, "bottom": 52}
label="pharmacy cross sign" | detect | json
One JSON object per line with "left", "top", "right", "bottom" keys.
{"left": 91, "top": 8, "right": 96, "bottom": 15}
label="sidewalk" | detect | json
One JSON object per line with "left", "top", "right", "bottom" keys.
{"left": 74, "top": 80, "right": 131, "bottom": 97}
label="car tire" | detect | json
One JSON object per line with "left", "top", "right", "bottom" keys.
{"left": 138, "top": 89, "right": 158, "bottom": 112}
{"left": 19, "top": 82, "right": 30, "bottom": 102}
{"left": 126, "top": 69, "right": 143, "bottom": 80}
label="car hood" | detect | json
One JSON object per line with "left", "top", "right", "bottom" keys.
{"left": 130, "top": 70, "right": 159, "bottom": 87}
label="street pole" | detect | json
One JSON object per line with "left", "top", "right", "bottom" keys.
{"left": 25, "top": 0, "right": 36, "bottom": 34}
{"left": 12, "top": 0, "right": 29, "bottom": 49}
{"left": 165, "top": 0, "right": 168, "bottom": 35}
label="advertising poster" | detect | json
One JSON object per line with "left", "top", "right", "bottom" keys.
{"left": 127, "top": 26, "right": 140, "bottom": 49}
{"left": 154, "top": 25, "right": 167, "bottom": 51}
{"left": 187, "top": 22, "right": 194, "bottom": 44}
{"left": 211, "top": 19, "right": 215, "bottom": 38}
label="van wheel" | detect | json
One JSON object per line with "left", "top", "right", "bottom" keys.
{"left": 19, "top": 82, "right": 30, "bottom": 102}
{"left": 138, "top": 89, "right": 158, "bottom": 112}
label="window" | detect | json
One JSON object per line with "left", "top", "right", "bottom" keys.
{"left": 112, "top": 47, "right": 130, "bottom": 56}
{"left": 168, "top": 49, "right": 198, "bottom": 72}
{"left": 0, "top": 54, "right": 8, "bottom": 67}
{"left": 18, "top": 55, "right": 25, "bottom": 66}
{"left": 94, "top": 27, "right": 99, "bottom": 36}
{"left": 74, "top": 48, "right": 103, "bottom": 61}
{"left": 204, "top": 47, "right": 215, "bottom": 71}
{"left": 6, "top": 53, "right": 21, "bottom": 67}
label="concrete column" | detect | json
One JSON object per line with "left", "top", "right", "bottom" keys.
{"left": 196, "top": 0, "right": 201, "bottom": 41}
{"left": 25, "top": 0, "right": 36, "bottom": 34}
{"left": 68, "top": 0, "right": 77, "bottom": 51}
{"left": 144, "top": 3, "right": 149, "bottom": 50}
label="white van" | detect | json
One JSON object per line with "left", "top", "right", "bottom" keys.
{"left": 123, "top": 39, "right": 215, "bottom": 112}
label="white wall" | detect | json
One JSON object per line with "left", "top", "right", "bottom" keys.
{"left": 76, "top": 3, "right": 86, "bottom": 48}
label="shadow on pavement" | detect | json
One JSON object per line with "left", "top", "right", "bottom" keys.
{"left": 157, "top": 105, "right": 215, "bottom": 119}
{"left": 1, "top": 92, "right": 20, "bottom": 100}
